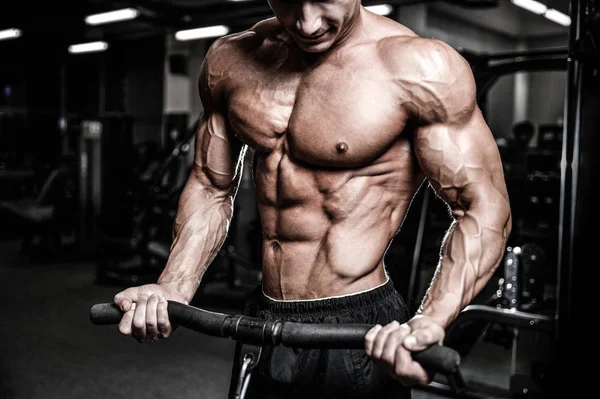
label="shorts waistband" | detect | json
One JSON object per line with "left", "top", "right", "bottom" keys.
{"left": 257, "top": 277, "right": 395, "bottom": 316}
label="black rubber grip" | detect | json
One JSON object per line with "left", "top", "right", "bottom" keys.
{"left": 90, "top": 302, "right": 230, "bottom": 337}
{"left": 90, "top": 302, "right": 460, "bottom": 375}
{"left": 280, "top": 322, "right": 372, "bottom": 348}
{"left": 90, "top": 303, "right": 122, "bottom": 324}
{"left": 412, "top": 344, "right": 460, "bottom": 375}
{"left": 280, "top": 322, "right": 460, "bottom": 374}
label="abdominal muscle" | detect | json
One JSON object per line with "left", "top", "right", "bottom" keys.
{"left": 255, "top": 145, "right": 419, "bottom": 300}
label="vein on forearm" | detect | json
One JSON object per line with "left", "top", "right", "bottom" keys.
{"left": 418, "top": 199, "right": 509, "bottom": 326}
{"left": 157, "top": 183, "right": 233, "bottom": 300}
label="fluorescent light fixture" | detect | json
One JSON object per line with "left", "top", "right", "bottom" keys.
{"left": 365, "top": 4, "right": 393, "bottom": 16}
{"left": 544, "top": 9, "right": 571, "bottom": 27}
{"left": 175, "top": 25, "right": 230, "bottom": 41}
{"left": 511, "top": 0, "right": 547, "bottom": 15}
{"left": 85, "top": 8, "right": 140, "bottom": 26}
{"left": 68, "top": 41, "right": 109, "bottom": 54}
{"left": 0, "top": 28, "right": 22, "bottom": 41}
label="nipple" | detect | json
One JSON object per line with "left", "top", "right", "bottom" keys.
{"left": 336, "top": 142, "right": 349, "bottom": 154}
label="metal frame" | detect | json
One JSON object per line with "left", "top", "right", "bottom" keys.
{"left": 407, "top": 21, "right": 577, "bottom": 399}
{"left": 417, "top": 1, "right": 600, "bottom": 396}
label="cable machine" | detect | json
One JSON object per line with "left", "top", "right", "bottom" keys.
{"left": 409, "top": 1, "right": 598, "bottom": 396}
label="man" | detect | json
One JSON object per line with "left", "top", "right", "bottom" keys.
{"left": 113, "top": 1, "right": 512, "bottom": 398}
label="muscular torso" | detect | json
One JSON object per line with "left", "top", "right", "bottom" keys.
{"left": 215, "top": 18, "right": 425, "bottom": 299}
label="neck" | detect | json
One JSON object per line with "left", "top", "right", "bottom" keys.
{"left": 331, "top": 6, "right": 366, "bottom": 52}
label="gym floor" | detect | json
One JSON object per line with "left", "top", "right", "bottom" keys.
{"left": 0, "top": 239, "right": 547, "bottom": 399}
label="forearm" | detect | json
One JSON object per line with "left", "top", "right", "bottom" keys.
{"left": 417, "top": 199, "right": 512, "bottom": 328}
{"left": 157, "top": 179, "right": 234, "bottom": 302}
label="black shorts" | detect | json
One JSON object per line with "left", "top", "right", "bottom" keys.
{"left": 227, "top": 278, "right": 412, "bottom": 399}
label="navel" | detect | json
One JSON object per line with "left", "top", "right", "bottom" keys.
{"left": 336, "top": 142, "right": 349, "bottom": 154}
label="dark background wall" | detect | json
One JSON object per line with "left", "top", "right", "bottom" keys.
{"left": 0, "top": 2, "right": 582, "bottom": 399}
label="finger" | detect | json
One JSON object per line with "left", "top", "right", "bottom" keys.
{"left": 157, "top": 296, "right": 172, "bottom": 338}
{"left": 365, "top": 324, "right": 382, "bottom": 356}
{"left": 114, "top": 288, "right": 139, "bottom": 312}
{"left": 118, "top": 304, "right": 135, "bottom": 336}
{"left": 394, "top": 341, "right": 430, "bottom": 386}
{"left": 146, "top": 294, "right": 159, "bottom": 341}
{"left": 403, "top": 325, "right": 444, "bottom": 351}
{"left": 132, "top": 296, "right": 148, "bottom": 342}
{"left": 381, "top": 325, "right": 411, "bottom": 366}
{"left": 372, "top": 321, "right": 401, "bottom": 359}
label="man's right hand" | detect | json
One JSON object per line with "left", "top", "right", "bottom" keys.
{"left": 113, "top": 284, "right": 189, "bottom": 343}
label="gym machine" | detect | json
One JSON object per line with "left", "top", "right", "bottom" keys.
{"left": 404, "top": 22, "right": 575, "bottom": 399}
{"left": 549, "top": 0, "right": 598, "bottom": 391}
{"left": 95, "top": 116, "right": 196, "bottom": 285}
{"left": 0, "top": 111, "right": 77, "bottom": 258}
{"left": 412, "top": 0, "right": 598, "bottom": 397}
{"left": 78, "top": 114, "right": 135, "bottom": 256}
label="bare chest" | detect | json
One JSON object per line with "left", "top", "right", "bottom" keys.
{"left": 227, "top": 60, "right": 408, "bottom": 167}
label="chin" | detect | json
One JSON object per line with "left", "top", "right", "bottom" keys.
{"left": 296, "top": 39, "right": 334, "bottom": 53}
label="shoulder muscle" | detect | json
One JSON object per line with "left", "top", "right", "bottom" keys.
{"left": 382, "top": 37, "right": 476, "bottom": 124}
{"left": 198, "top": 29, "right": 266, "bottom": 108}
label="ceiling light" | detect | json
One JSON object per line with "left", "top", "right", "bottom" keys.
{"left": 175, "top": 25, "right": 230, "bottom": 41}
{"left": 85, "top": 8, "right": 140, "bottom": 26}
{"left": 68, "top": 41, "right": 109, "bottom": 54}
{"left": 511, "top": 0, "right": 547, "bottom": 15}
{"left": 0, "top": 28, "right": 22, "bottom": 41}
{"left": 544, "top": 9, "right": 571, "bottom": 27}
{"left": 365, "top": 5, "right": 394, "bottom": 16}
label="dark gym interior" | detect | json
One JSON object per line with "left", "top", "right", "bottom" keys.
{"left": 0, "top": 1, "right": 593, "bottom": 398}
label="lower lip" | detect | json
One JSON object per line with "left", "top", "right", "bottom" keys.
{"left": 297, "top": 30, "right": 329, "bottom": 43}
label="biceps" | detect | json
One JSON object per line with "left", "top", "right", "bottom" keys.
{"left": 194, "top": 111, "right": 245, "bottom": 192}
{"left": 414, "top": 112, "right": 508, "bottom": 215}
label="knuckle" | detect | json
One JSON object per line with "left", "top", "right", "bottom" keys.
{"left": 383, "top": 321, "right": 399, "bottom": 331}
{"left": 132, "top": 318, "right": 145, "bottom": 329}
{"left": 158, "top": 324, "right": 169, "bottom": 334}
{"left": 157, "top": 316, "right": 169, "bottom": 327}
{"left": 146, "top": 311, "right": 157, "bottom": 323}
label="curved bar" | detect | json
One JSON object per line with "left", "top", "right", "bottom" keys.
{"left": 90, "top": 301, "right": 461, "bottom": 375}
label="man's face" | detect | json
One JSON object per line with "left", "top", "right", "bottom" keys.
{"left": 267, "top": 0, "right": 361, "bottom": 52}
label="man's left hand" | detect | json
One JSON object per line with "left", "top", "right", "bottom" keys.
{"left": 364, "top": 315, "right": 445, "bottom": 386}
